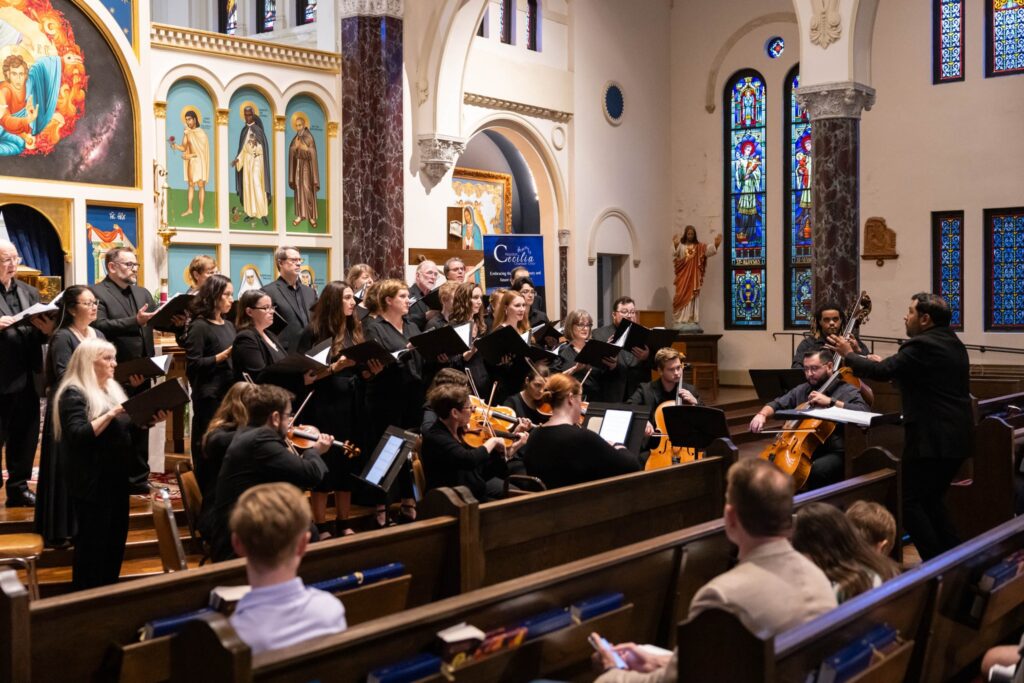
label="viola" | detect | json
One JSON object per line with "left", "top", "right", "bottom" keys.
{"left": 287, "top": 424, "right": 360, "bottom": 458}
{"left": 461, "top": 425, "right": 520, "bottom": 449}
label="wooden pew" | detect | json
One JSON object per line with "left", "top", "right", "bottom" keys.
{"left": 675, "top": 514, "right": 1024, "bottom": 682}
{"left": 422, "top": 447, "right": 737, "bottom": 591}
{"left": 28, "top": 520, "right": 458, "bottom": 683}
{"left": 0, "top": 570, "right": 29, "bottom": 682}
{"left": 168, "top": 466, "right": 901, "bottom": 683}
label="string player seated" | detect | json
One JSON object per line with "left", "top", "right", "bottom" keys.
{"left": 628, "top": 347, "right": 701, "bottom": 443}
{"left": 749, "top": 350, "right": 869, "bottom": 490}
{"left": 792, "top": 301, "right": 869, "bottom": 369}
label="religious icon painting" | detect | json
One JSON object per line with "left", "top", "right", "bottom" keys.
{"left": 228, "top": 88, "right": 275, "bottom": 232}
{"left": 85, "top": 204, "right": 139, "bottom": 285}
{"left": 230, "top": 246, "right": 274, "bottom": 296}
{"left": 166, "top": 79, "right": 217, "bottom": 229}
{"left": 284, "top": 95, "right": 327, "bottom": 234}
{"left": 0, "top": 0, "right": 136, "bottom": 186}
{"left": 452, "top": 167, "right": 513, "bottom": 243}
{"left": 167, "top": 243, "right": 219, "bottom": 296}
{"left": 302, "top": 248, "right": 329, "bottom": 294}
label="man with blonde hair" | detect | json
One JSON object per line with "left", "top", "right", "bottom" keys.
{"left": 229, "top": 482, "right": 346, "bottom": 654}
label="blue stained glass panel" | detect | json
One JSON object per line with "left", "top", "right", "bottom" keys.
{"left": 988, "top": 211, "right": 1024, "bottom": 329}
{"left": 938, "top": 0, "right": 965, "bottom": 81}
{"left": 785, "top": 70, "right": 813, "bottom": 327}
{"left": 992, "top": 0, "right": 1024, "bottom": 75}
{"left": 765, "top": 37, "right": 785, "bottom": 59}
{"left": 725, "top": 73, "right": 767, "bottom": 328}
{"left": 938, "top": 215, "right": 964, "bottom": 328}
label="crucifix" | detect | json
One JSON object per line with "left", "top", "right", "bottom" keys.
{"left": 407, "top": 206, "right": 486, "bottom": 283}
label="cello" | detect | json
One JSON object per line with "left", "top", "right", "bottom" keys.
{"left": 644, "top": 375, "right": 697, "bottom": 471}
{"left": 758, "top": 292, "right": 871, "bottom": 489}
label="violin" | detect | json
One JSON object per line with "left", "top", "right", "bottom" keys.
{"left": 287, "top": 424, "right": 360, "bottom": 458}
{"left": 645, "top": 380, "right": 697, "bottom": 471}
{"left": 535, "top": 399, "right": 588, "bottom": 425}
{"left": 758, "top": 292, "right": 871, "bottom": 489}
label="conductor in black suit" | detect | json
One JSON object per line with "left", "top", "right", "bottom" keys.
{"left": 262, "top": 246, "right": 317, "bottom": 352}
{"left": 830, "top": 292, "right": 973, "bottom": 560}
{"left": 0, "top": 240, "right": 54, "bottom": 507}
{"left": 92, "top": 247, "right": 160, "bottom": 494}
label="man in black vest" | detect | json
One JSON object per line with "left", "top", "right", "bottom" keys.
{"left": 830, "top": 292, "right": 972, "bottom": 560}
{"left": 263, "top": 246, "right": 317, "bottom": 352}
{"left": 92, "top": 247, "right": 158, "bottom": 494}
{"left": 0, "top": 240, "right": 53, "bottom": 506}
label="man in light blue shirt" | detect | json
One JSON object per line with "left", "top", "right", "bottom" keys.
{"left": 229, "top": 482, "right": 346, "bottom": 654}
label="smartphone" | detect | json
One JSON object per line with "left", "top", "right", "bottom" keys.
{"left": 588, "top": 632, "right": 628, "bottom": 670}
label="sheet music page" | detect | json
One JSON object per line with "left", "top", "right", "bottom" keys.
{"left": 11, "top": 301, "right": 57, "bottom": 323}
{"left": 612, "top": 322, "right": 630, "bottom": 348}
{"left": 366, "top": 435, "right": 404, "bottom": 485}
{"left": 520, "top": 329, "right": 531, "bottom": 344}
{"left": 599, "top": 409, "right": 632, "bottom": 444}
{"left": 152, "top": 355, "right": 173, "bottom": 373}
{"left": 799, "top": 406, "right": 882, "bottom": 427}
{"left": 453, "top": 323, "right": 472, "bottom": 347}
{"left": 308, "top": 346, "right": 331, "bottom": 365}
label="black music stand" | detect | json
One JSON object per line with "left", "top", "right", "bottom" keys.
{"left": 748, "top": 368, "right": 807, "bottom": 404}
{"left": 660, "top": 405, "right": 730, "bottom": 452}
{"left": 583, "top": 402, "right": 650, "bottom": 455}
{"left": 351, "top": 427, "right": 417, "bottom": 497}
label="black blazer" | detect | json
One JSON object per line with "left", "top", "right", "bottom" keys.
{"left": 58, "top": 387, "right": 135, "bottom": 502}
{"left": 263, "top": 277, "right": 317, "bottom": 352}
{"left": 92, "top": 278, "right": 155, "bottom": 361}
{"left": 420, "top": 421, "right": 506, "bottom": 501}
{"left": 230, "top": 327, "right": 286, "bottom": 384}
{"left": 0, "top": 279, "right": 45, "bottom": 394}
{"left": 844, "top": 326, "right": 973, "bottom": 461}
{"left": 45, "top": 328, "right": 106, "bottom": 392}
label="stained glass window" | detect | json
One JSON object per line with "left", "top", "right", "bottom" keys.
{"left": 527, "top": 0, "right": 540, "bottom": 51}
{"left": 258, "top": 0, "right": 277, "bottom": 32}
{"left": 934, "top": 0, "right": 965, "bottom": 82}
{"left": 985, "top": 207, "right": 1024, "bottom": 330}
{"left": 723, "top": 70, "right": 767, "bottom": 329}
{"left": 783, "top": 67, "right": 813, "bottom": 328}
{"left": 765, "top": 37, "right": 785, "bottom": 59}
{"left": 987, "top": 0, "right": 1024, "bottom": 76}
{"left": 220, "top": 0, "right": 238, "bottom": 35}
{"left": 932, "top": 211, "right": 964, "bottom": 330}
{"left": 500, "top": 0, "right": 514, "bottom": 44}
{"left": 299, "top": 0, "right": 317, "bottom": 25}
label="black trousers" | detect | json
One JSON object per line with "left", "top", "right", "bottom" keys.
{"left": 0, "top": 385, "right": 39, "bottom": 495}
{"left": 903, "top": 457, "right": 964, "bottom": 561}
{"left": 805, "top": 451, "right": 844, "bottom": 491}
{"left": 190, "top": 396, "right": 220, "bottom": 495}
{"left": 125, "top": 380, "right": 152, "bottom": 488}
{"left": 71, "top": 490, "right": 130, "bottom": 590}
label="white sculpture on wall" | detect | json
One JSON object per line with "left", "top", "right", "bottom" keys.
{"left": 809, "top": 0, "right": 841, "bottom": 49}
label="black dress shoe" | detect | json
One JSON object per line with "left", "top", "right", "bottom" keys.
{"left": 6, "top": 490, "right": 36, "bottom": 507}
{"left": 128, "top": 482, "right": 152, "bottom": 495}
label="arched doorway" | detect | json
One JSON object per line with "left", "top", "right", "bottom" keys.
{"left": 455, "top": 117, "right": 567, "bottom": 317}
{"left": 0, "top": 202, "right": 68, "bottom": 299}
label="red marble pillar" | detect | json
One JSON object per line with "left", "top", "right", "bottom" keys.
{"left": 796, "top": 83, "right": 875, "bottom": 314}
{"left": 341, "top": 1, "right": 404, "bottom": 278}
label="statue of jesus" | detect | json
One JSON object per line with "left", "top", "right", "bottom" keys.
{"left": 672, "top": 225, "right": 722, "bottom": 329}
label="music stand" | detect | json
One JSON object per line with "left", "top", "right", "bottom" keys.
{"left": 748, "top": 369, "right": 807, "bottom": 404}
{"left": 352, "top": 427, "right": 417, "bottom": 496}
{"left": 660, "top": 405, "right": 730, "bottom": 451}
{"left": 583, "top": 402, "right": 650, "bottom": 455}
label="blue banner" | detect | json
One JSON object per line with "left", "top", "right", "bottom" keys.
{"left": 483, "top": 235, "right": 545, "bottom": 292}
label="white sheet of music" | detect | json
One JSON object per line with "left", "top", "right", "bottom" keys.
{"left": 599, "top": 409, "right": 632, "bottom": 444}
{"left": 799, "top": 406, "right": 882, "bottom": 427}
{"left": 307, "top": 346, "right": 331, "bottom": 365}
{"left": 453, "top": 323, "right": 472, "bottom": 348}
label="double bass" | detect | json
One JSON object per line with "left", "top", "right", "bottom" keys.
{"left": 758, "top": 292, "right": 872, "bottom": 489}
{"left": 644, "top": 375, "right": 698, "bottom": 471}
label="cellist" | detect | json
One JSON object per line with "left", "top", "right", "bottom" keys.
{"left": 748, "top": 350, "right": 869, "bottom": 489}
{"left": 628, "top": 348, "right": 702, "bottom": 444}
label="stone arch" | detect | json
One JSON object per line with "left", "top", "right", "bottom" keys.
{"left": 281, "top": 82, "right": 341, "bottom": 122}
{"left": 586, "top": 208, "right": 641, "bottom": 269}
{"left": 223, "top": 75, "right": 283, "bottom": 117}
{"left": 704, "top": 12, "right": 798, "bottom": 113}
{"left": 154, "top": 66, "right": 226, "bottom": 107}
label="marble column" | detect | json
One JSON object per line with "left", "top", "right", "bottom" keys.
{"left": 795, "top": 82, "right": 875, "bottom": 314}
{"left": 341, "top": 0, "right": 404, "bottom": 277}
{"left": 558, "top": 229, "right": 570, "bottom": 320}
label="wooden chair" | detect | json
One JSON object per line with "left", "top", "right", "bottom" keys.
{"left": 152, "top": 486, "right": 188, "bottom": 573}
{"left": 0, "top": 535, "right": 43, "bottom": 600}
{"left": 175, "top": 460, "right": 208, "bottom": 563}
{"left": 411, "top": 453, "right": 427, "bottom": 502}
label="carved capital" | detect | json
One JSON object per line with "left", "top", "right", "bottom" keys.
{"left": 417, "top": 134, "right": 466, "bottom": 184}
{"left": 340, "top": 0, "right": 403, "bottom": 19}
{"left": 274, "top": 115, "right": 286, "bottom": 132}
{"left": 216, "top": 108, "right": 229, "bottom": 125}
{"left": 153, "top": 102, "right": 167, "bottom": 119}
{"left": 795, "top": 81, "right": 875, "bottom": 121}
{"left": 327, "top": 121, "right": 339, "bottom": 138}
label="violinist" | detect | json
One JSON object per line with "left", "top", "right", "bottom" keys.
{"left": 503, "top": 361, "right": 552, "bottom": 426}
{"left": 523, "top": 374, "right": 640, "bottom": 489}
{"left": 749, "top": 350, "right": 869, "bottom": 490}
{"left": 296, "top": 281, "right": 363, "bottom": 536}
{"left": 420, "top": 383, "right": 527, "bottom": 502}
{"left": 628, "top": 347, "right": 701, "bottom": 441}
{"left": 556, "top": 309, "right": 626, "bottom": 402}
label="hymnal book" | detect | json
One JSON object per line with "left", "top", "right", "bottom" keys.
{"left": 147, "top": 293, "right": 194, "bottom": 330}
{"left": 10, "top": 301, "right": 58, "bottom": 325}
{"left": 309, "top": 562, "right": 406, "bottom": 594}
{"left": 305, "top": 338, "right": 333, "bottom": 365}
{"left": 410, "top": 286, "right": 442, "bottom": 311}
{"left": 570, "top": 592, "right": 624, "bottom": 622}
{"left": 409, "top": 324, "right": 470, "bottom": 360}
{"left": 469, "top": 625, "right": 528, "bottom": 660}
{"left": 121, "top": 378, "right": 191, "bottom": 427}
{"left": 436, "top": 622, "right": 486, "bottom": 663}
{"left": 514, "top": 607, "right": 573, "bottom": 638}
{"left": 340, "top": 340, "right": 397, "bottom": 368}
{"left": 531, "top": 320, "right": 563, "bottom": 347}
{"left": 138, "top": 607, "right": 215, "bottom": 641}
{"left": 367, "top": 653, "right": 442, "bottom": 683}
{"left": 208, "top": 585, "right": 251, "bottom": 614}
{"left": 816, "top": 638, "right": 874, "bottom": 683}
{"left": 573, "top": 338, "right": 623, "bottom": 366}
{"left": 474, "top": 325, "right": 526, "bottom": 365}
{"left": 268, "top": 310, "right": 290, "bottom": 337}
{"left": 979, "top": 550, "right": 1024, "bottom": 591}
{"left": 114, "top": 354, "right": 172, "bottom": 384}
{"left": 264, "top": 352, "right": 329, "bottom": 376}
{"left": 613, "top": 321, "right": 679, "bottom": 353}
{"left": 452, "top": 322, "right": 472, "bottom": 348}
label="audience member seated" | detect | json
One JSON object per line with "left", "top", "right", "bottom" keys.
{"left": 845, "top": 500, "right": 898, "bottom": 559}
{"left": 524, "top": 374, "right": 640, "bottom": 490}
{"left": 982, "top": 635, "right": 1024, "bottom": 683}
{"left": 793, "top": 502, "right": 899, "bottom": 604}
{"left": 229, "top": 482, "right": 347, "bottom": 655}
{"left": 420, "top": 382, "right": 527, "bottom": 502}
{"left": 210, "top": 384, "right": 330, "bottom": 561}
{"left": 595, "top": 459, "right": 837, "bottom": 682}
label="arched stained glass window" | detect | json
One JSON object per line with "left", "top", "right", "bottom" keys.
{"left": 986, "top": 0, "right": 1024, "bottom": 77}
{"left": 219, "top": 0, "right": 238, "bottom": 35}
{"left": 723, "top": 70, "right": 767, "bottom": 329}
{"left": 985, "top": 207, "right": 1024, "bottom": 330}
{"left": 784, "top": 66, "right": 812, "bottom": 328}
{"left": 934, "top": 0, "right": 965, "bottom": 83}
{"left": 932, "top": 211, "right": 964, "bottom": 330}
